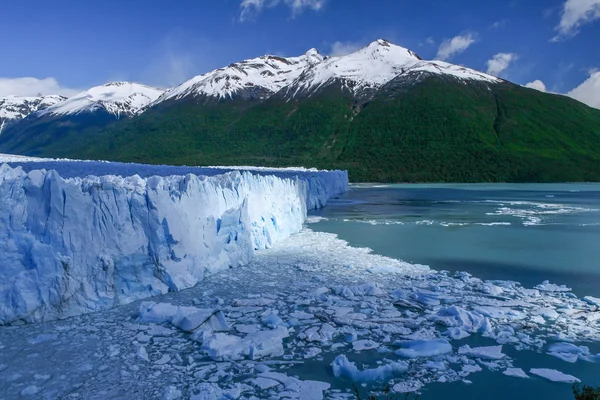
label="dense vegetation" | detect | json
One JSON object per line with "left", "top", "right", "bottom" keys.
{"left": 2, "top": 74, "right": 600, "bottom": 183}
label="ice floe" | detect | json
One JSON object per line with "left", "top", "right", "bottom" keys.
{"left": 529, "top": 368, "right": 581, "bottom": 383}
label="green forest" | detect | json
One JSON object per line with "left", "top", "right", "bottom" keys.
{"left": 2, "top": 74, "right": 600, "bottom": 183}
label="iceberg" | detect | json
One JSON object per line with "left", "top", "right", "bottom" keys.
{"left": 395, "top": 339, "right": 452, "bottom": 358}
{"left": 529, "top": 368, "right": 581, "bottom": 383}
{"left": 331, "top": 354, "right": 408, "bottom": 383}
{"left": 0, "top": 161, "right": 347, "bottom": 324}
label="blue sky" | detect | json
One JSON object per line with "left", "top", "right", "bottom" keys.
{"left": 1, "top": 0, "right": 599, "bottom": 106}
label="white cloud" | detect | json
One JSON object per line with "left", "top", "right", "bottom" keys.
{"left": 567, "top": 70, "right": 600, "bottom": 109}
{"left": 0, "top": 77, "right": 80, "bottom": 97}
{"left": 418, "top": 37, "right": 435, "bottom": 47}
{"left": 240, "top": 0, "right": 326, "bottom": 21}
{"left": 485, "top": 53, "right": 518, "bottom": 77}
{"left": 524, "top": 80, "right": 547, "bottom": 92}
{"left": 491, "top": 19, "right": 508, "bottom": 29}
{"left": 330, "top": 41, "right": 364, "bottom": 57}
{"left": 553, "top": 0, "right": 600, "bottom": 40}
{"left": 436, "top": 33, "right": 478, "bottom": 61}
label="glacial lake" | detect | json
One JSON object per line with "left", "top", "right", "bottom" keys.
{"left": 307, "top": 183, "right": 600, "bottom": 399}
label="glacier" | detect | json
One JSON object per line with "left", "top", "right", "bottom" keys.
{"left": 0, "top": 160, "right": 347, "bottom": 324}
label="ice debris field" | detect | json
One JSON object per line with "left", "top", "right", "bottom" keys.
{"left": 1, "top": 157, "right": 600, "bottom": 399}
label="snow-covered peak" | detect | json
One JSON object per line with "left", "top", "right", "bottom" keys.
{"left": 285, "top": 39, "right": 423, "bottom": 96}
{"left": 42, "top": 82, "right": 164, "bottom": 118}
{"left": 0, "top": 95, "right": 66, "bottom": 132}
{"left": 286, "top": 39, "right": 499, "bottom": 98}
{"left": 155, "top": 50, "right": 325, "bottom": 103}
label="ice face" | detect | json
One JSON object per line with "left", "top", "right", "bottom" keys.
{"left": 0, "top": 163, "right": 347, "bottom": 324}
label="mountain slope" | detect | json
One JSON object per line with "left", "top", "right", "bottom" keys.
{"left": 43, "top": 82, "right": 164, "bottom": 117}
{"left": 153, "top": 49, "right": 324, "bottom": 104}
{"left": 0, "top": 82, "right": 164, "bottom": 155}
{"left": 1, "top": 40, "right": 599, "bottom": 182}
{"left": 0, "top": 95, "right": 66, "bottom": 133}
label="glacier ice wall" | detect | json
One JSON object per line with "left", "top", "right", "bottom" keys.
{"left": 0, "top": 163, "right": 347, "bottom": 324}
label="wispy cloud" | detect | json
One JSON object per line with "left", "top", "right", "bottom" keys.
{"left": 567, "top": 69, "right": 600, "bottom": 109}
{"left": 240, "top": 0, "right": 326, "bottom": 21}
{"left": 553, "top": 0, "right": 600, "bottom": 41}
{"left": 419, "top": 37, "right": 435, "bottom": 47}
{"left": 485, "top": 53, "right": 518, "bottom": 77}
{"left": 142, "top": 30, "right": 229, "bottom": 88}
{"left": 329, "top": 40, "right": 364, "bottom": 56}
{"left": 490, "top": 19, "right": 508, "bottom": 29}
{"left": 436, "top": 33, "right": 478, "bottom": 61}
{"left": 0, "top": 77, "right": 80, "bottom": 97}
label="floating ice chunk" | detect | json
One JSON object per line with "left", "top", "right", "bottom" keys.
{"left": 530, "top": 368, "right": 580, "bottom": 383}
{"left": 414, "top": 290, "right": 441, "bottom": 307}
{"left": 251, "top": 377, "right": 281, "bottom": 390}
{"left": 547, "top": 342, "right": 591, "bottom": 363}
{"left": 304, "top": 347, "right": 323, "bottom": 358}
{"left": 503, "top": 368, "right": 529, "bottom": 378}
{"left": 458, "top": 345, "right": 505, "bottom": 360}
{"left": 20, "top": 386, "right": 39, "bottom": 396}
{"left": 392, "top": 380, "right": 424, "bottom": 393}
{"left": 530, "top": 315, "right": 546, "bottom": 325}
{"left": 395, "top": 339, "right": 452, "bottom": 358}
{"left": 535, "top": 307, "right": 560, "bottom": 320}
{"left": 258, "top": 372, "right": 330, "bottom": 399}
{"left": 29, "top": 333, "right": 58, "bottom": 344}
{"left": 290, "top": 311, "right": 314, "bottom": 320}
{"left": 331, "top": 355, "right": 408, "bottom": 383}
{"left": 424, "top": 360, "right": 447, "bottom": 370}
{"left": 138, "top": 302, "right": 181, "bottom": 323}
{"left": 583, "top": 296, "right": 600, "bottom": 307}
{"left": 137, "top": 346, "right": 149, "bottom": 362}
{"left": 190, "top": 383, "right": 241, "bottom": 400}
{"left": 481, "top": 283, "right": 504, "bottom": 296}
{"left": 534, "top": 281, "right": 572, "bottom": 292}
{"left": 433, "top": 306, "right": 491, "bottom": 334}
{"left": 146, "top": 325, "right": 174, "bottom": 337}
{"left": 163, "top": 386, "right": 182, "bottom": 400}
{"left": 173, "top": 309, "right": 229, "bottom": 333}
{"left": 139, "top": 302, "right": 228, "bottom": 333}
{"left": 190, "top": 329, "right": 212, "bottom": 344}
{"left": 236, "top": 324, "right": 262, "bottom": 334}
{"left": 352, "top": 339, "right": 380, "bottom": 351}
{"left": 461, "top": 364, "right": 482, "bottom": 374}
{"left": 331, "top": 283, "right": 384, "bottom": 297}
{"left": 262, "top": 314, "right": 287, "bottom": 328}
{"left": 298, "top": 323, "right": 337, "bottom": 343}
{"left": 444, "top": 327, "right": 471, "bottom": 340}
{"left": 201, "top": 326, "right": 289, "bottom": 361}
{"left": 155, "top": 354, "right": 171, "bottom": 365}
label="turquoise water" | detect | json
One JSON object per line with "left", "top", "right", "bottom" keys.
{"left": 310, "top": 183, "right": 600, "bottom": 297}
{"left": 308, "top": 183, "right": 600, "bottom": 399}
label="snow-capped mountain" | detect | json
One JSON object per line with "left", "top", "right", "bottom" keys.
{"left": 284, "top": 39, "right": 500, "bottom": 98}
{"left": 41, "top": 82, "right": 164, "bottom": 118}
{"left": 151, "top": 39, "right": 500, "bottom": 106}
{"left": 0, "top": 95, "right": 66, "bottom": 133}
{"left": 154, "top": 49, "right": 325, "bottom": 103}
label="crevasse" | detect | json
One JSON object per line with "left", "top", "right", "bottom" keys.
{"left": 0, "top": 163, "right": 348, "bottom": 324}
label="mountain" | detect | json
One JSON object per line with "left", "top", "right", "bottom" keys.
{"left": 0, "top": 82, "right": 163, "bottom": 155}
{"left": 42, "top": 82, "right": 164, "bottom": 117}
{"left": 0, "top": 95, "right": 66, "bottom": 133}
{"left": 153, "top": 49, "right": 324, "bottom": 104}
{"left": 282, "top": 39, "right": 499, "bottom": 99}
{"left": 1, "top": 40, "right": 600, "bottom": 183}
